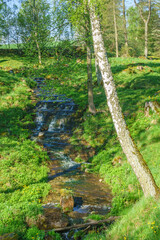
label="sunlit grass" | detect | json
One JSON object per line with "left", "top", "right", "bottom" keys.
{"left": 0, "top": 68, "right": 50, "bottom": 237}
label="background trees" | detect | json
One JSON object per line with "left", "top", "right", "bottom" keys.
{"left": 134, "top": 0, "right": 151, "bottom": 58}
{"left": 1, "top": 0, "right": 159, "bottom": 58}
{"left": 18, "top": 0, "right": 51, "bottom": 63}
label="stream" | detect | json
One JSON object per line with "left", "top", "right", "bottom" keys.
{"left": 32, "top": 77, "right": 112, "bottom": 239}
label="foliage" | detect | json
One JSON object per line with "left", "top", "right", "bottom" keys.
{"left": 48, "top": 230, "right": 62, "bottom": 240}
{"left": 18, "top": 0, "right": 51, "bottom": 62}
{"left": 85, "top": 214, "right": 105, "bottom": 221}
{"left": 26, "top": 227, "right": 45, "bottom": 240}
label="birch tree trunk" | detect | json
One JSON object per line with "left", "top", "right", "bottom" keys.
{"left": 95, "top": 55, "right": 102, "bottom": 85}
{"left": 33, "top": 0, "right": 42, "bottom": 64}
{"left": 122, "top": 0, "right": 129, "bottom": 56}
{"left": 88, "top": 0, "right": 160, "bottom": 198}
{"left": 35, "top": 35, "right": 42, "bottom": 65}
{"left": 87, "top": 44, "right": 96, "bottom": 114}
{"left": 134, "top": 0, "right": 151, "bottom": 58}
{"left": 113, "top": 0, "right": 119, "bottom": 57}
{"left": 85, "top": 3, "right": 96, "bottom": 114}
{"left": 144, "top": 20, "right": 148, "bottom": 58}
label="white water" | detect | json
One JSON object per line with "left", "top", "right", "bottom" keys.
{"left": 55, "top": 152, "right": 78, "bottom": 169}
{"left": 48, "top": 117, "right": 57, "bottom": 132}
{"left": 48, "top": 117, "right": 66, "bottom": 131}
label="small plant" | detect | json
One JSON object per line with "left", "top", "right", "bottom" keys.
{"left": 73, "top": 230, "right": 85, "bottom": 240}
{"left": 85, "top": 214, "right": 105, "bottom": 221}
{"left": 60, "top": 188, "right": 73, "bottom": 197}
{"left": 48, "top": 230, "right": 62, "bottom": 240}
{"left": 25, "top": 226, "right": 45, "bottom": 240}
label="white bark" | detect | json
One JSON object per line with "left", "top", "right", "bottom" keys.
{"left": 95, "top": 55, "right": 102, "bottom": 85}
{"left": 88, "top": 0, "right": 160, "bottom": 198}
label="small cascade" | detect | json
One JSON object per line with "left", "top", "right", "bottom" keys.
{"left": 48, "top": 117, "right": 57, "bottom": 132}
{"left": 33, "top": 78, "right": 112, "bottom": 239}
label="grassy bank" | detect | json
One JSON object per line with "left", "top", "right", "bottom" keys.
{"left": 0, "top": 65, "right": 50, "bottom": 238}
{"left": 0, "top": 54, "right": 160, "bottom": 239}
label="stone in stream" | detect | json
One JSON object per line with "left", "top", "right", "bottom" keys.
{"left": 38, "top": 131, "right": 45, "bottom": 138}
{"left": 60, "top": 189, "right": 74, "bottom": 213}
{"left": 26, "top": 207, "right": 69, "bottom": 230}
{"left": 0, "top": 233, "right": 18, "bottom": 240}
{"left": 39, "top": 207, "right": 69, "bottom": 230}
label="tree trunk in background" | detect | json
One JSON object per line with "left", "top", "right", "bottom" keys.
{"left": 88, "top": 0, "right": 160, "bottom": 198}
{"left": 122, "top": 0, "right": 129, "bottom": 56}
{"left": 35, "top": 37, "right": 42, "bottom": 65}
{"left": 95, "top": 55, "right": 102, "bottom": 85}
{"left": 144, "top": 21, "right": 148, "bottom": 58}
{"left": 87, "top": 44, "right": 96, "bottom": 114}
{"left": 7, "top": 35, "right": 10, "bottom": 50}
{"left": 113, "top": 0, "right": 118, "bottom": 57}
{"left": 134, "top": 0, "right": 151, "bottom": 58}
{"left": 33, "top": 0, "right": 42, "bottom": 64}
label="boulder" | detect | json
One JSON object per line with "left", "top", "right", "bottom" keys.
{"left": 38, "top": 207, "right": 69, "bottom": 230}
{"left": 60, "top": 195, "right": 74, "bottom": 213}
{"left": 0, "top": 233, "right": 18, "bottom": 240}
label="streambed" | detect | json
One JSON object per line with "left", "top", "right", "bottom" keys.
{"left": 32, "top": 77, "right": 112, "bottom": 239}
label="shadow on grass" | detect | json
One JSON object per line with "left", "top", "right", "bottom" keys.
{"left": 0, "top": 106, "right": 29, "bottom": 135}
{"left": 0, "top": 176, "right": 48, "bottom": 194}
{"left": 0, "top": 59, "right": 8, "bottom": 63}
{"left": 0, "top": 70, "right": 19, "bottom": 95}
{"left": 111, "top": 61, "right": 160, "bottom": 74}
{"left": 125, "top": 75, "right": 160, "bottom": 90}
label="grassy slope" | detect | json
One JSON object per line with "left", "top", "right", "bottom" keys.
{"left": 0, "top": 54, "right": 160, "bottom": 239}
{"left": 0, "top": 58, "right": 50, "bottom": 238}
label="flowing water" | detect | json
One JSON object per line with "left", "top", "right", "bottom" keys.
{"left": 32, "top": 78, "right": 112, "bottom": 239}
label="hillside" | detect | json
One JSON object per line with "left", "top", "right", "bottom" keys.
{"left": 0, "top": 54, "right": 160, "bottom": 239}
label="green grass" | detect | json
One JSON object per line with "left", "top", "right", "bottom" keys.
{"left": 0, "top": 44, "right": 19, "bottom": 49}
{"left": 0, "top": 53, "right": 160, "bottom": 239}
{"left": 0, "top": 68, "right": 50, "bottom": 238}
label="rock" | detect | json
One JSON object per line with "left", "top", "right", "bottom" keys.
{"left": 137, "top": 66, "right": 143, "bottom": 70}
{"left": 26, "top": 216, "right": 39, "bottom": 227}
{"left": 38, "top": 132, "right": 45, "bottom": 138}
{"left": 145, "top": 101, "right": 160, "bottom": 116}
{"left": 38, "top": 207, "right": 69, "bottom": 230}
{"left": 112, "top": 156, "right": 122, "bottom": 166}
{"left": 60, "top": 194, "right": 74, "bottom": 213}
{"left": 68, "top": 211, "right": 87, "bottom": 219}
{"left": 0, "top": 233, "right": 18, "bottom": 240}
{"left": 5, "top": 182, "right": 12, "bottom": 187}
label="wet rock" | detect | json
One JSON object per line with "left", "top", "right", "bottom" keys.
{"left": 38, "top": 207, "right": 69, "bottom": 230}
{"left": 60, "top": 189, "right": 74, "bottom": 213}
{"left": 0, "top": 233, "right": 18, "bottom": 240}
{"left": 68, "top": 211, "right": 87, "bottom": 219}
{"left": 38, "top": 132, "right": 45, "bottom": 138}
{"left": 60, "top": 195, "right": 74, "bottom": 213}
